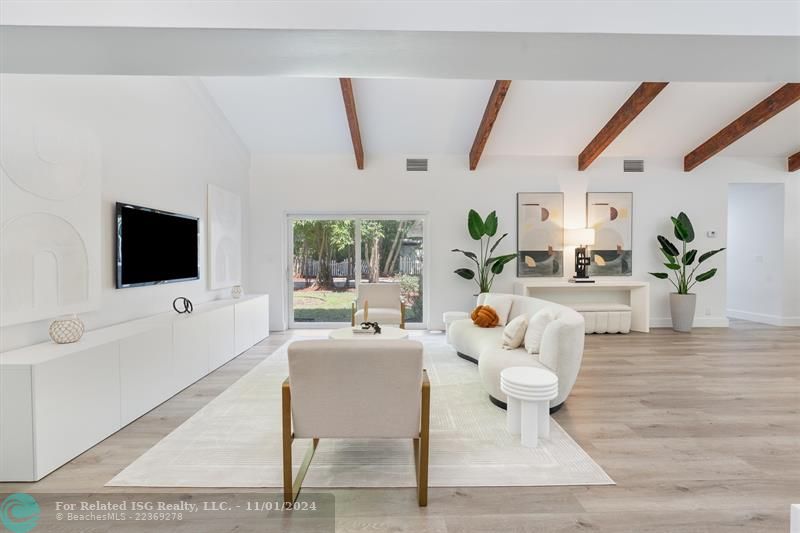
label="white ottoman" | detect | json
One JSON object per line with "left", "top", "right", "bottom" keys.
{"left": 500, "top": 367, "right": 558, "bottom": 448}
{"left": 571, "top": 303, "right": 632, "bottom": 334}
{"left": 443, "top": 311, "right": 469, "bottom": 343}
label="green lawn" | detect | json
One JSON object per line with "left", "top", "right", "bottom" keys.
{"left": 293, "top": 289, "right": 422, "bottom": 323}
{"left": 293, "top": 290, "right": 354, "bottom": 323}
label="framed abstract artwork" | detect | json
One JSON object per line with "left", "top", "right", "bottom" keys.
{"left": 586, "top": 192, "right": 633, "bottom": 276}
{"left": 516, "top": 192, "right": 564, "bottom": 277}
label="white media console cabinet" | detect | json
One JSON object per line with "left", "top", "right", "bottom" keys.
{"left": 0, "top": 294, "right": 269, "bottom": 481}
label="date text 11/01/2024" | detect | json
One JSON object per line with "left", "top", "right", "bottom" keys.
{"left": 54, "top": 499, "right": 319, "bottom": 513}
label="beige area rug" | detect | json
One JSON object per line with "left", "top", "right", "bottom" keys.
{"left": 107, "top": 334, "right": 613, "bottom": 488}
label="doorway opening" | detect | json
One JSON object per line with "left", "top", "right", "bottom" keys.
{"left": 726, "top": 183, "right": 785, "bottom": 325}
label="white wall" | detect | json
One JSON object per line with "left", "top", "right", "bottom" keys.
{"left": 727, "top": 183, "right": 786, "bottom": 325}
{"left": 0, "top": 75, "right": 250, "bottom": 351}
{"left": 782, "top": 179, "right": 800, "bottom": 324}
{"left": 248, "top": 154, "right": 799, "bottom": 331}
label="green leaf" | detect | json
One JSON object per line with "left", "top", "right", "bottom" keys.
{"left": 649, "top": 272, "right": 669, "bottom": 279}
{"left": 454, "top": 268, "right": 475, "bottom": 280}
{"left": 698, "top": 248, "right": 726, "bottom": 263}
{"left": 676, "top": 212, "right": 695, "bottom": 243}
{"left": 660, "top": 248, "right": 677, "bottom": 263}
{"left": 467, "top": 209, "right": 485, "bottom": 240}
{"left": 682, "top": 249, "right": 697, "bottom": 265}
{"left": 484, "top": 211, "right": 498, "bottom": 237}
{"left": 489, "top": 233, "right": 508, "bottom": 254}
{"left": 484, "top": 252, "right": 513, "bottom": 266}
{"left": 695, "top": 268, "right": 717, "bottom": 282}
{"left": 664, "top": 263, "right": 681, "bottom": 270}
{"left": 657, "top": 235, "right": 679, "bottom": 257}
{"left": 451, "top": 248, "right": 478, "bottom": 262}
{"left": 671, "top": 216, "right": 689, "bottom": 242}
{"left": 488, "top": 254, "right": 516, "bottom": 273}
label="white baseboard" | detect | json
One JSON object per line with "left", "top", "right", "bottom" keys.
{"left": 726, "top": 309, "right": 800, "bottom": 327}
{"left": 650, "top": 316, "right": 730, "bottom": 328}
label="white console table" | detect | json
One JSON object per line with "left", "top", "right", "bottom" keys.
{"left": 514, "top": 280, "right": 650, "bottom": 333}
{"left": 0, "top": 294, "right": 269, "bottom": 481}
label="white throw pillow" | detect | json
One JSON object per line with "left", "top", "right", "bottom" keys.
{"left": 524, "top": 309, "right": 555, "bottom": 354}
{"left": 483, "top": 293, "right": 513, "bottom": 326}
{"left": 502, "top": 314, "right": 528, "bottom": 350}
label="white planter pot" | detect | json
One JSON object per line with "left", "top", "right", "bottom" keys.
{"left": 669, "top": 293, "right": 696, "bottom": 333}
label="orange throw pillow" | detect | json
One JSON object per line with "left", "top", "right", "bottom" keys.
{"left": 471, "top": 305, "right": 499, "bottom": 328}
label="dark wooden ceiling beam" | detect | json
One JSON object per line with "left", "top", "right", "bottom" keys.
{"left": 789, "top": 151, "right": 800, "bottom": 172}
{"left": 469, "top": 80, "right": 512, "bottom": 170}
{"left": 684, "top": 83, "right": 800, "bottom": 172}
{"left": 339, "top": 77, "right": 364, "bottom": 169}
{"left": 578, "top": 82, "right": 669, "bottom": 171}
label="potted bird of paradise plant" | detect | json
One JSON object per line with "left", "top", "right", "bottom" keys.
{"left": 649, "top": 212, "right": 725, "bottom": 332}
{"left": 452, "top": 209, "right": 517, "bottom": 294}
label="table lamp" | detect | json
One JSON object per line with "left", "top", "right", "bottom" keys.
{"left": 565, "top": 228, "right": 596, "bottom": 283}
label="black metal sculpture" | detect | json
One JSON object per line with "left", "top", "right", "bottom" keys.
{"left": 172, "top": 297, "right": 194, "bottom": 314}
{"left": 360, "top": 321, "right": 382, "bottom": 334}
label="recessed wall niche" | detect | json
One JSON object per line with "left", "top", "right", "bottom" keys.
{"left": 0, "top": 77, "right": 101, "bottom": 326}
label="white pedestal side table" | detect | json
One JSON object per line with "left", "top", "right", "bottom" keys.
{"left": 500, "top": 367, "right": 558, "bottom": 448}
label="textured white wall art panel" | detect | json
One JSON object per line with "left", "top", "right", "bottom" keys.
{"left": 0, "top": 214, "right": 89, "bottom": 324}
{"left": 0, "top": 77, "right": 101, "bottom": 327}
{"left": 207, "top": 183, "right": 242, "bottom": 289}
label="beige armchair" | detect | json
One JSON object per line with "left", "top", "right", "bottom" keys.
{"left": 351, "top": 282, "right": 406, "bottom": 328}
{"left": 283, "top": 339, "right": 430, "bottom": 506}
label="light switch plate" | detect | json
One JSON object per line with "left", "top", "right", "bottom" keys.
{"left": 706, "top": 230, "right": 717, "bottom": 238}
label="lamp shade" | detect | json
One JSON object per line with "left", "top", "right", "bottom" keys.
{"left": 565, "top": 228, "right": 595, "bottom": 246}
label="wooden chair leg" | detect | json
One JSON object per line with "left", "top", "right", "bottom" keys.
{"left": 417, "top": 370, "right": 430, "bottom": 506}
{"left": 282, "top": 378, "right": 293, "bottom": 505}
{"left": 283, "top": 378, "right": 319, "bottom": 507}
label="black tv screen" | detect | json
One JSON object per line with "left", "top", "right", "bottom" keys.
{"left": 116, "top": 202, "right": 199, "bottom": 288}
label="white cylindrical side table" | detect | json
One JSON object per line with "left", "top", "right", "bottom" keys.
{"left": 500, "top": 367, "right": 558, "bottom": 448}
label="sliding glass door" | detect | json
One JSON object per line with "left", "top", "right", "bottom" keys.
{"left": 289, "top": 215, "right": 425, "bottom": 327}
{"left": 359, "top": 219, "right": 424, "bottom": 324}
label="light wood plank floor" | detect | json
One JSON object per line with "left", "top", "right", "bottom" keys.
{"left": 4, "top": 321, "right": 798, "bottom": 532}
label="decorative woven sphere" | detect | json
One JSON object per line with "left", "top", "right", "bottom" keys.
{"left": 471, "top": 305, "right": 499, "bottom": 328}
{"left": 48, "top": 315, "right": 85, "bottom": 344}
{"left": 231, "top": 285, "right": 243, "bottom": 299}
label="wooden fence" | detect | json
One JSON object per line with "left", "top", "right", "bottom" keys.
{"left": 293, "top": 257, "right": 422, "bottom": 278}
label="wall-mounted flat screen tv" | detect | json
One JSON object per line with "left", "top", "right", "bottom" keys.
{"left": 116, "top": 202, "right": 199, "bottom": 288}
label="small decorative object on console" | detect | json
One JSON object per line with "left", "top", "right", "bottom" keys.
{"left": 172, "top": 297, "right": 194, "bottom": 314}
{"left": 565, "top": 228, "right": 596, "bottom": 283}
{"left": 471, "top": 305, "right": 499, "bottom": 328}
{"left": 48, "top": 315, "right": 85, "bottom": 344}
{"left": 231, "top": 285, "right": 243, "bottom": 299}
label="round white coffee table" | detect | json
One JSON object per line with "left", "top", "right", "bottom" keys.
{"left": 500, "top": 367, "right": 558, "bottom": 448}
{"left": 328, "top": 326, "right": 409, "bottom": 340}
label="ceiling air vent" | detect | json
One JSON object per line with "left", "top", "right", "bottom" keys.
{"left": 623, "top": 159, "right": 644, "bottom": 172}
{"left": 406, "top": 158, "right": 428, "bottom": 172}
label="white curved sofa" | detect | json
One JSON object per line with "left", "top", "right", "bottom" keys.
{"left": 448, "top": 293, "right": 585, "bottom": 411}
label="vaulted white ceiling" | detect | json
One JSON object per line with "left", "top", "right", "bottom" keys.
{"left": 201, "top": 78, "right": 800, "bottom": 160}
